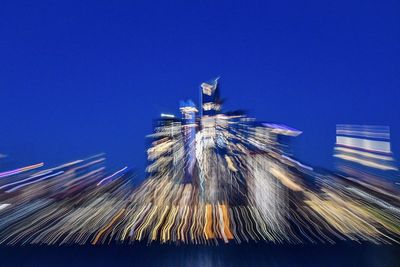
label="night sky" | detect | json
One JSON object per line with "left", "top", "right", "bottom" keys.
{"left": 1, "top": 0, "right": 399, "bottom": 177}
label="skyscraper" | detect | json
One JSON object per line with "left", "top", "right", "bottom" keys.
{"left": 200, "top": 78, "right": 221, "bottom": 117}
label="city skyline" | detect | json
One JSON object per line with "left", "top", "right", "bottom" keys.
{"left": 0, "top": 78, "right": 398, "bottom": 246}
{"left": 1, "top": 1, "right": 399, "bottom": 176}
{"left": 1, "top": 1, "right": 399, "bottom": 265}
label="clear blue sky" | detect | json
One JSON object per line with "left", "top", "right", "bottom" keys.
{"left": 1, "top": 0, "right": 399, "bottom": 175}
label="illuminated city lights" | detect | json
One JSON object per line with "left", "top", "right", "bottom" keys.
{"left": 0, "top": 80, "right": 398, "bottom": 246}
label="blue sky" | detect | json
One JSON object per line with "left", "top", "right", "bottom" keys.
{"left": 0, "top": 0, "right": 399, "bottom": 175}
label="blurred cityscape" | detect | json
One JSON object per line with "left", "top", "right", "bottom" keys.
{"left": 0, "top": 79, "right": 399, "bottom": 245}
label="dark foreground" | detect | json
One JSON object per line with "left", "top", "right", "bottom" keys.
{"left": 0, "top": 243, "right": 399, "bottom": 267}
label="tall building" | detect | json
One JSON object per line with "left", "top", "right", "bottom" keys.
{"left": 200, "top": 78, "right": 221, "bottom": 117}
{"left": 145, "top": 78, "right": 303, "bottom": 240}
{"left": 180, "top": 100, "right": 198, "bottom": 184}
{"left": 334, "top": 124, "right": 398, "bottom": 190}
{"left": 334, "top": 124, "right": 397, "bottom": 171}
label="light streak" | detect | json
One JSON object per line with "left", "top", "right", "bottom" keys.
{"left": 0, "top": 163, "right": 44, "bottom": 178}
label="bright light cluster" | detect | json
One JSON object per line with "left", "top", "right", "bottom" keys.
{"left": 0, "top": 80, "right": 399, "bottom": 245}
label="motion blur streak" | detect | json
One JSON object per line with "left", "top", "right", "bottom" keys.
{"left": 0, "top": 163, "right": 44, "bottom": 178}
{"left": 0, "top": 79, "right": 399, "bottom": 245}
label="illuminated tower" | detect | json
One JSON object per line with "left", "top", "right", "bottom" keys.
{"left": 179, "top": 100, "right": 198, "bottom": 184}
{"left": 334, "top": 124, "right": 398, "bottom": 189}
{"left": 334, "top": 124, "right": 397, "bottom": 172}
{"left": 201, "top": 78, "right": 222, "bottom": 117}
